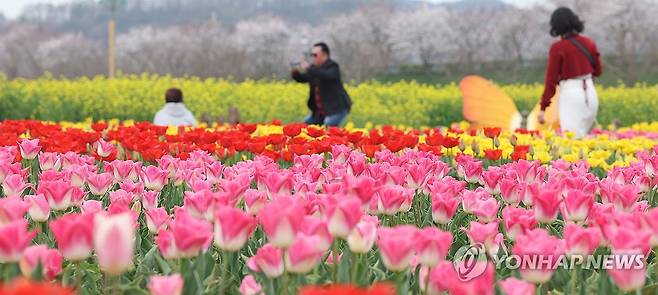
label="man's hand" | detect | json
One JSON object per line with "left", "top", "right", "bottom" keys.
{"left": 300, "top": 57, "right": 310, "bottom": 70}
{"left": 537, "top": 110, "right": 546, "bottom": 125}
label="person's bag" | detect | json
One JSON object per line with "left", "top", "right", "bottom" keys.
{"left": 567, "top": 37, "right": 597, "bottom": 77}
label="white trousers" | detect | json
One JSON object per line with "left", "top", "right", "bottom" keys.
{"left": 558, "top": 75, "right": 598, "bottom": 138}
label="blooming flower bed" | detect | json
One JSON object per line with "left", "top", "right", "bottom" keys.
{"left": 1, "top": 120, "right": 658, "bottom": 295}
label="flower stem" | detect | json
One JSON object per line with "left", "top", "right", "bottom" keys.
{"left": 332, "top": 240, "right": 339, "bottom": 283}
{"left": 351, "top": 253, "right": 359, "bottom": 284}
{"left": 221, "top": 251, "right": 230, "bottom": 295}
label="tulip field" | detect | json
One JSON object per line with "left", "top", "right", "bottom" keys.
{"left": 1, "top": 119, "right": 658, "bottom": 295}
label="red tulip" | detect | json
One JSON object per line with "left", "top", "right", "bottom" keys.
{"left": 483, "top": 127, "right": 501, "bottom": 139}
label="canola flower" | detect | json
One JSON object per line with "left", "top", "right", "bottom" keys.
{"left": 0, "top": 75, "right": 656, "bottom": 127}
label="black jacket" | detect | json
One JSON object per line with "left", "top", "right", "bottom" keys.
{"left": 291, "top": 59, "right": 352, "bottom": 116}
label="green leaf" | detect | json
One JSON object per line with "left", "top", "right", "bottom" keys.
{"left": 31, "top": 261, "right": 44, "bottom": 281}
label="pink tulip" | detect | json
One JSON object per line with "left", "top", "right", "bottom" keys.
{"left": 258, "top": 197, "right": 305, "bottom": 248}
{"left": 138, "top": 191, "right": 158, "bottom": 211}
{"left": 422, "top": 261, "right": 456, "bottom": 295}
{"left": 109, "top": 189, "right": 133, "bottom": 206}
{"left": 0, "top": 196, "right": 28, "bottom": 224}
{"left": 614, "top": 185, "right": 642, "bottom": 212}
{"left": 343, "top": 175, "right": 380, "bottom": 205}
{"left": 261, "top": 171, "right": 293, "bottom": 198}
{"left": 347, "top": 215, "right": 379, "bottom": 254}
{"left": 498, "top": 277, "right": 535, "bottom": 295}
{"left": 376, "top": 185, "right": 414, "bottom": 216}
{"left": 560, "top": 189, "right": 594, "bottom": 222}
{"left": 214, "top": 206, "right": 256, "bottom": 252}
{"left": 512, "top": 229, "right": 564, "bottom": 284}
{"left": 19, "top": 245, "right": 63, "bottom": 280}
{"left": 564, "top": 223, "right": 601, "bottom": 256}
{"left": 384, "top": 165, "right": 407, "bottom": 186}
{"left": 218, "top": 174, "right": 251, "bottom": 202}
{"left": 331, "top": 144, "right": 352, "bottom": 164}
{"left": 93, "top": 213, "right": 135, "bottom": 275}
{"left": 239, "top": 275, "right": 262, "bottom": 295}
{"left": 463, "top": 221, "right": 503, "bottom": 258}
{"left": 155, "top": 230, "right": 178, "bottom": 259}
{"left": 347, "top": 152, "right": 367, "bottom": 176}
{"left": 168, "top": 209, "right": 213, "bottom": 258}
{"left": 471, "top": 197, "right": 500, "bottom": 223}
{"left": 38, "top": 152, "right": 61, "bottom": 171}
{"left": 248, "top": 243, "right": 284, "bottom": 278}
{"left": 141, "top": 166, "right": 169, "bottom": 191}
{"left": 183, "top": 190, "right": 217, "bottom": 221}
{"left": 121, "top": 180, "right": 145, "bottom": 198}
{"left": 643, "top": 155, "right": 658, "bottom": 177}
{"left": 148, "top": 273, "right": 183, "bottom": 295}
{"left": 284, "top": 233, "right": 325, "bottom": 274}
{"left": 25, "top": 194, "right": 50, "bottom": 222}
{"left": 81, "top": 200, "right": 103, "bottom": 215}
{"left": 640, "top": 208, "right": 658, "bottom": 246}
{"left": 532, "top": 189, "right": 561, "bottom": 223}
{"left": 95, "top": 139, "right": 116, "bottom": 158}
{"left": 502, "top": 207, "right": 537, "bottom": 241}
{"left": 519, "top": 182, "right": 540, "bottom": 206}
{"left": 146, "top": 208, "right": 170, "bottom": 234}
{"left": 456, "top": 155, "right": 482, "bottom": 183}
{"left": 37, "top": 180, "right": 84, "bottom": 210}
{"left": 19, "top": 139, "right": 41, "bottom": 160}
{"left": 606, "top": 228, "right": 650, "bottom": 293}
{"left": 67, "top": 164, "right": 92, "bottom": 187}
{"left": 431, "top": 192, "right": 460, "bottom": 225}
{"left": 244, "top": 189, "right": 267, "bottom": 215}
{"left": 203, "top": 162, "right": 224, "bottom": 184}
{"left": 325, "top": 251, "right": 342, "bottom": 265}
{"left": 87, "top": 172, "right": 115, "bottom": 196}
{"left": 323, "top": 196, "right": 363, "bottom": 238}
{"left": 406, "top": 161, "right": 434, "bottom": 190}
{"left": 300, "top": 216, "right": 333, "bottom": 251}
{"left": 415, "top": 227, "right": 453, "bottom": 267}
{"left": 108, "top": 160, "right": 141, "bottom": 183}
{"left": 49, "top": 213, "right": 94, "bottom": 261}
{"left": 0, "top": 162, "right": 25, "bottom": 183}
{"left": 481, "top": 168, "right": 505, "bottom": 195}
{"left": 377, "top": 225, "right": 417, "bottom": 272}
{"left": 461, "top": 188, "right": 489, "bottom": 213}
{"left": 499, "top": 178, "right": 521, "bottom": 205}
{"left": 2, "top": 174, "right": 31, "bottom": 198}
{"left": 425, "top": 260, "right": 495, "bottom": 295}
{"left": 0, "top": 220, "right": 37, "bottom": 262}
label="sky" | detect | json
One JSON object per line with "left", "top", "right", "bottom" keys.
{"left": 0, "top": 0, "right": 546, "bottom": 19}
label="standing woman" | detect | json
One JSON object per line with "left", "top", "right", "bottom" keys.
{"left": 538, "top": 7, "right": 603, "bottom": 138}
